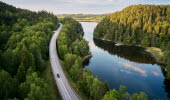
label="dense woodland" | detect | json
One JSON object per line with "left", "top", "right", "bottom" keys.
{"left": 94, "top": 5, "right": 170, "bottom": 79}
{"left": 57, "top": 18, "right": 147, "bottom": 100}
{"left": 0, "top": 2, "right": 59, "bottom": 100}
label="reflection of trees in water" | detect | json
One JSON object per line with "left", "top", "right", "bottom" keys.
{"left": 83, "top": 58, "right": 90, "bottom": 66}
{"left": 164, "top": 78, "right": 170, "bottom": 98}
{"left": 93, "top": 38, "right": 156, "bottom": 64}
{"left": 93, "top": 38, "right": 170, "bottom": 99}
{"left": 162, "top": 69, "right": 170, "bottom": 98}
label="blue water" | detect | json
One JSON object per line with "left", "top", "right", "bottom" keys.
{"left": 81, "top": 22, "right": 170, "bottom": 100}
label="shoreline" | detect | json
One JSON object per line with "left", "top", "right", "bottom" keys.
{"left": 82, "top": 54, "right": 92, "bottom": 61}
{"left": 94, "top": 37, "right": 146, "bottom": 47}
{"left": 145, "top": 47, "right": 165, "bottom": 65}
{"left": 93, "top": 37, "right": 165, "bottom": 65}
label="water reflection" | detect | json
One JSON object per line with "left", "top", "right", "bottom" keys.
{"left": 93, "top": 37, "right": 170, "bottom": 99}
{"left": 93, "top": 38, "right": 156, "bottom": 64}
{"left": 81, "top": 22, "right": 170, "bottom": 100}
{"left": 164, "top": 78, "right": 170, "bottom": 98}
{"left": 118, "top": 61, "right": 147, "bottom": 77}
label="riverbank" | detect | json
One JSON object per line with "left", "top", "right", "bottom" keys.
{"left": 93, "top": 37, "right": 164, "bottom": 64}
{"left": 82, "top": 54, "right": 92, "bottom": 61}
{"left": 146, "top": 47, "right": 164, "bottom": 64}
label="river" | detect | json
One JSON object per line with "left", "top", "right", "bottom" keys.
{"left": 81, "top": 22, "right": 170, "bottom": 100}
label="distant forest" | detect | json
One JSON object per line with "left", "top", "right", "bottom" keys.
{"left": 57, "top": 14, "right": 106, "bottom": 22}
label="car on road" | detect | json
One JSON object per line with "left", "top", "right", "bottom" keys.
{"left": 57, "top": 73, "right": 60, "bottom": 78}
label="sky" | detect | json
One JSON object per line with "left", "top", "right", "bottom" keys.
{"left": 1, "top": 0, "right": 170, "bottom": 14}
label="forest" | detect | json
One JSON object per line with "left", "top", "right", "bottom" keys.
{"left": 0, "top": 2, "right": 59, "bottom": 100}
{"left": 94, "top": 5, "right": 170, "bottom": 79}
{"left": 57, "top": 18, "right": 147, "bottom": 100}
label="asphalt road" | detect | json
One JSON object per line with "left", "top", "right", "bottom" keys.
{"left": 49, "top": 23, "right": 80, "bottom": 100}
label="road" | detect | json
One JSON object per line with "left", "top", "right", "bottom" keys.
{"left": 49, "top": 23, "right": 80, "bottom": 100}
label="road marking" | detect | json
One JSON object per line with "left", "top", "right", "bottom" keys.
{"left": 49, "top": 23, "right": 78, "bottom": 100}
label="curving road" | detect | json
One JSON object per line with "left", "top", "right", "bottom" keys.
{"left": 49, "top": 23, "right": 80, "bottom": 100}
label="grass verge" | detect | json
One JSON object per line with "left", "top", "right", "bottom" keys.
{"left": 43, "top": 61, "right": 61, "bottom": 100}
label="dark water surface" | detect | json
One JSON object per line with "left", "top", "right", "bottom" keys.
{"left": 81, "top": 22, "right": 170, "bottom": 100}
